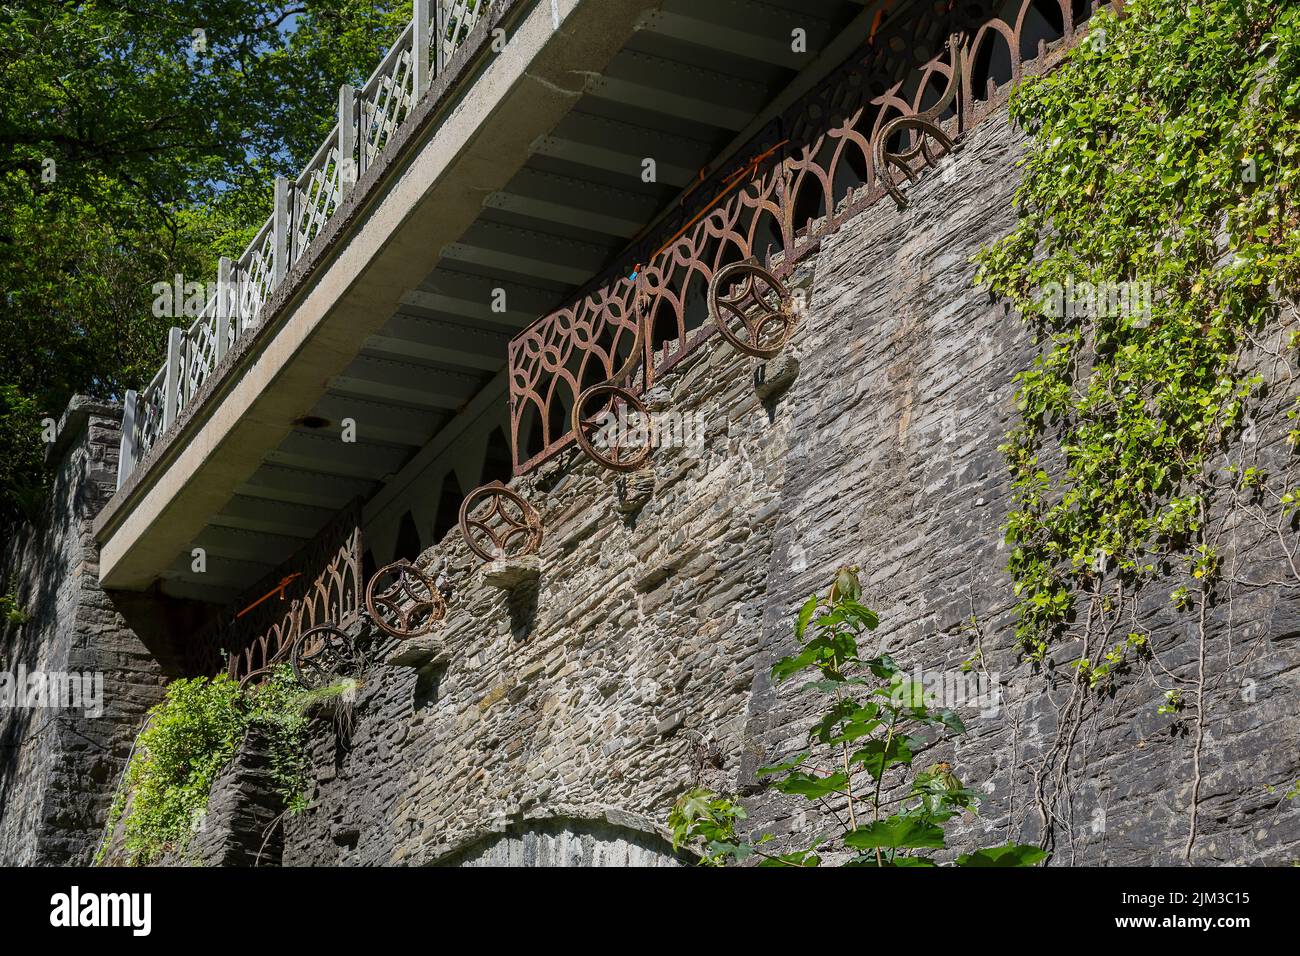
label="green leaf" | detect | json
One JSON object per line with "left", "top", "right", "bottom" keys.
{"left": 936, "top": 709, "right": 966, "bottom": 735}
{"left": 773, "top": 771, "right": 849, "bottom": 799}
{"left": 955, "top": 843, "right": 1048, "bottom": 867}
{"left": 771, "top": 646, "right": 819, "bottom": 682}
{"left": 851, "top": 735, "right": 916, "bottom": 780}
{"left": 794, "top": 594, "right": 819, "bottom": 640}
{"left": 756, "top": 753, "right": 810, "bottom": 777}
{"left": 844, "top": 817, "right": 946, "bottom": 851}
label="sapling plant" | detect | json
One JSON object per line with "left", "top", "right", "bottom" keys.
{"left": 669, "top": 567, "right": 1046, "bottom": 867}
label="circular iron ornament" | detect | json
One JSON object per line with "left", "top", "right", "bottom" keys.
{"left": 872, "top": 32, "right": 965, "bottom": 210}
{"left": 707, "top": 261, "right": 798, "bottom": 359}
{"left": 291, "top": 623, "right": 363, "bottom": 689}
{"left": 458, "top": 481, "right": 544, "bottom": 563}
{"left": 364, "top": 560, "right": 446, "bottom": 638}
{"left": 571, "top": 384, "right": 654, "bottom": 473}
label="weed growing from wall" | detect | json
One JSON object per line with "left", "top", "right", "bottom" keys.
{"left": 669, "top": 569, "right": 1044, "bottom": 866}
{"left": 96, "top": 666, "right": 347, "bottom": 865}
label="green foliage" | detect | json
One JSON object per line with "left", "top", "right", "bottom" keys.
{"left": 0, "top": 1, "right": 406, "bottom": 525}
{"left": 0, "top": 588, "right": 28, "bottom": 627}
{"left": 99, "top": 666, "right": 327, "bottom": 865}
{"left": 668, "top": 789, "right": 751, "bottom": 866}
{"left": 670, "top": 568, "right": 1045, "bottom": 867}
{"left": 972, "top": 0, "right": 1300, "bottom": 660}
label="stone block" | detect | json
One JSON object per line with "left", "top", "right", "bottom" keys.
{"left": 754, "top": 352, "right": 800, "bottom": 400}
{"left": 481, "top": 554, "right": 541, "bottom": 590}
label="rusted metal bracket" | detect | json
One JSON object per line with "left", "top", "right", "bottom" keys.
{"left": 874, "top": 32, "right": 965, "bottom": 210}
{"left": 572, "top": 281, "right": 656, "bottom": 473}
{"left": 707, "top": 259, "right": 799, "bottom": 359}
{"left": 291, "top": 623, "right": 365, "bottom": 690}
{"left": 458, "top": 481, "right": 544, "bottom": 562}
{"left": 365, "top": 559, "right": 447, "bottom": 639}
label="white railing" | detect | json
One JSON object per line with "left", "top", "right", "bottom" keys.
{"left": 360, "top": 21, "right": 418, "bottom": 171}
{"left": 117, "top": 0, "right": 500, "bottom": 489}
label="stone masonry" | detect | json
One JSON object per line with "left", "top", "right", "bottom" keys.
{"left": 0, "top": 399, "right": 170, "bottom": 865}
{"left": 5, "top": 94, "right": 1298, "bottom": 867}
{"left": 275, "top": 106, "right": 1300, "bottom": 866}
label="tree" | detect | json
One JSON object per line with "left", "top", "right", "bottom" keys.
{"left": 0, "top": 0, "right": 407, "bottom": 524}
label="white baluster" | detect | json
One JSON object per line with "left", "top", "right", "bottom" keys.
{"left": 216, "top": 256, "right": 233, "bottom": 362}
{"left": 339, "top": 85, "right": 357, "bottom": 197}
{"left": 118, "top": 389, "right": 138, "bottom": 490}
{"left": 414, "top": 0, "right": 431, "bottom": 96}
{"left": 273, "top": 176, "right": 290, "bottom": 283}
{"left": 163, "top": 327, "right": 183, "bottom": 428}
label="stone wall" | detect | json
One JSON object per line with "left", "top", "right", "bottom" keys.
{"left": 9, "top": 89, "right": 1296, "bottom": 868}
{"left": 0, "top": 399, "right": 169, "bottom": 865}
{"left": 738, "top": 116, "right": 1300, "bottom": 866}
{"left": 274, "top": 105, "right": 1300, "bottom": 867}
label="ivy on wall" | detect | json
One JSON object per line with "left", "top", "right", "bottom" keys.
{"left": 97, "top": 667, "right": 347, "bottom": 866}
{"left": 974, "top": 0, "right": 1300, "bottom": 661}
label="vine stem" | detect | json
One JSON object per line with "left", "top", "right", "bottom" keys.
{"left": 842, "top": 741, "right": 858, "bottom": 832}
{"left": 1184, "top": 570, "right": 1209, "bottom": 863}
{"left": 872, "top": 710, "right": 898, "bottom": 867}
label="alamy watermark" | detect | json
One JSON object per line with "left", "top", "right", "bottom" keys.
{"left": 589, "top": 406, "right": 706, "bottom": 457}
{"left": 1039, "top": 277, "right": 1153, "bottom": 325}
{"left": 0, "top": 665, "right": 104, "bottom": 718}
{"left": 891, "top": 664, "right": 1002, "bottom": 719}
{"left": 151, "top": 274, "right": 232, "bottom": 319}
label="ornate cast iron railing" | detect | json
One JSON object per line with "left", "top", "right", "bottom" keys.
{"left": 192, "top": 502, "right": 471, "bottom": 685}
{"left": 508, "top": 0, "right": 1114, "bottom": 474}
{"left": 117, "top": 0, "right": 500, "bottom": 490}
{"left": 189, "top": 504, "right": 365, "bottom": 687}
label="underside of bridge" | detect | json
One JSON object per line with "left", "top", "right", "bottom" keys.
{"left": 95, "top": 0, "right": 888, "bottom": 604}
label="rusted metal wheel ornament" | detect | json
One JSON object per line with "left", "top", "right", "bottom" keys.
{"left": 708, "top": 260, "right": 798, "bottom": 359}
{"left": 459, "top": 481, "right": 544, "bottom": 563}
{"left": 572, "top": 383, "right": 654, "bottom": 473}
{"left": 873, "top": 32, "right": 965, "bottom": 210}
{"left": 365, "top": 559, "right": 446, "bottom": 638}
{"left": 571, "top": 281, "right": 657, "bottom": 472}
{"left": 291, "top": 623, "right": 363, "bottom": 689}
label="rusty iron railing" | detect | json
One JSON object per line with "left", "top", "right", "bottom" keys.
{"left": 507, "top": 0, "right": 1114, "bottom": 474}
{"left": 189, "top": 504, "right": 365, "bottom": 686}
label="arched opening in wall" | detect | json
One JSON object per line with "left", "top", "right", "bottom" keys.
{"left": 519, "top": 400, "right": 544, "bottom": 464}
{"left": 649, "top": 293, "right": 678, "bottom": 365}
{"left": 544, "top": 382, "right": 574, "bottom": 456}
{"left": 967, "top": 26, "right": 1014, "bottom": 103}
{"left": 1069, "top": 0, "right": 1093, "bottom": 30}
{"left": 843, "top": 97, "right": 886, "bottom": 187}
{"left": 591, "top": 321, "right": 618, "bottom": 380}
{"left": 478, "top": 426, "right": 513, "bottom": 488}
{"left": 670, "top": 269, "right": 712, "bottom": 360}
{"left": 431, "top": 471, "right": 464, "bottom": 544}
{"left": 748, "top": 206, "right": 783, "bottom": 270}
{"left": 788, "top": 166, "right": 829, "bottom": 240}
{"left": 577, "top": 346, "right": 610, "bottom": 399}
{"left": 829, "top": 127, "right": 870, "bottom": 212}
{"left": 916, "top": 64, "right": 958, "bottom": 124}
{"left": 1018, "top": 0, "right": 1066, "bottom": 64}
{"left": 394, "top": 510, "right": 422, "bottom": 562}
{"left": 432, "top": 817, "right": 690, "bottom": 867}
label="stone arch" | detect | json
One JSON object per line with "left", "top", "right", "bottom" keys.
{"left": 433, "top": 814, "right": 687, "bottom": 868}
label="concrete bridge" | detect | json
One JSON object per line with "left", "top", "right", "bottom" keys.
{"left": 95, "top": 0, "right": 884, "bottom": 605}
